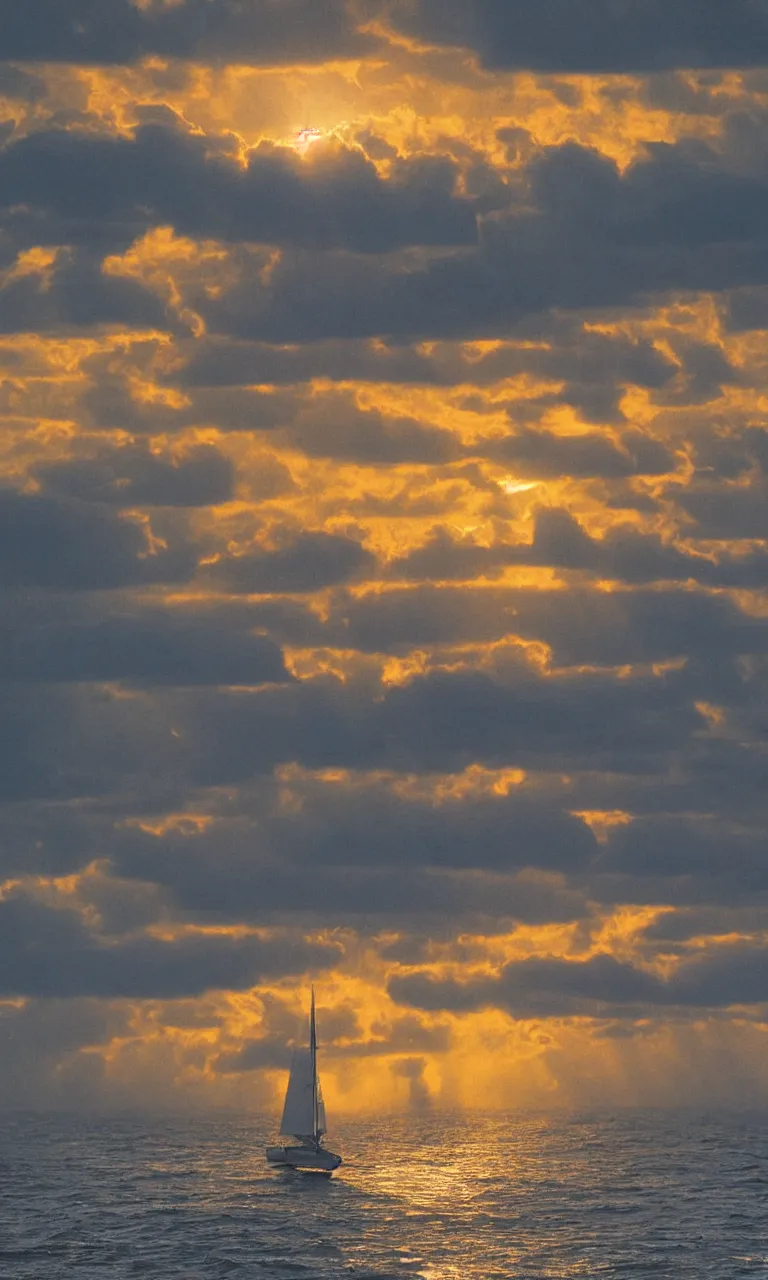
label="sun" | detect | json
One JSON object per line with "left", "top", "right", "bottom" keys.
{"left": 295, "top": 127, "right": 324, "bottom": 154}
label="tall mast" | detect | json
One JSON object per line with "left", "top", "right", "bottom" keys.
{"left": 310, "top": 986, "right": 319, "bottom": 1146}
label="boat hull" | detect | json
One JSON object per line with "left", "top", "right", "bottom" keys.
{"left": 266, "top": 1144, "right": 342, "bottom": 1172}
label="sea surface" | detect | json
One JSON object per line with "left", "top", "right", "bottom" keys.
{"left": 1, "top": 1110, "right": 768, "bottom": 1278}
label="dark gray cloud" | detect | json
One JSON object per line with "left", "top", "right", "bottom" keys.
{"left": 77, "top": 365, "right": 299, "bottom": 436}
{"left": 586, "top": 524, "right": 768, "bottom": 588}
{"left": 570, "top": 732, "right": 768, "bottom": 833}
{"left": 374, "top": 666, "right": 703, "bottom": 774}
{"left": 657, "top": 339, "right": 738, "bottom": 406}
{"left": 0, "top": 64, "right": 45, "bottom": 101}
{"left": 178, "top": 337, "right": 448, "bottom": 389}
{"left": 177, "top": 327, "right": 675, "bottom": 392}
{"left": 0, "top": 0, "right": 373, "bottom": 65}
{"left": 391, "top": 510, "right": 768, "bottom": 588}
{"left": 678, "top": 479, "right": 768, "bottom": 539}
{"left": 200, "top": 139, "right": 768, "bottom": 342}
{"left": 2, "top": 598, "right": 291, "bottom": 686}
{"left": 111, "top": 822, "right": 590, "bottom": 925}
{"left": 727, "top": 285, "right": 768, "bottom": 330}
{"left": 7, "top": 128, "right": 765, "bottom": 351}
{"left": 0, "top": 578, "right": 753, "bottom": 805}
{"left": 0, "top": 123, "right": 478, "bottom": 254}
{"left": 7, "top": 735, "right": 768, "bottom": 921}
{"left": 0, "top": 891, "right": 340, "bottom": 998}
{"left": 493, "top": 584, "right": 768, "bottom": 666}
{"left": 389, "top": 953, "right": 661, "bottom": 1017}
{"left": 671, "top": 942, "right": 768, "bottom": 1007}
{"left": 7, "top": 0, "right": 768, "bottom": 75}
{"left": 642, "top": 905, "right": 768, "bottom": 943}
{"left": 389, "top": 940, "right": 768, "bottom": 1018}
{"left": 326, "top": 584, "right": 527, "bottom": 652}
{"left": 0, "top": 785, "right": 587, "bottom": 923}
{"left": 0, "top": 249, "right": 171, "bottom": 333}
{"left": 0, "top": 681, "right": 187, "bottom": 803}
{"left": 691, "top": 425, "right": 768, "bottom": 483}
{"left": 641, "top": 73, "right": 740, "bottom": 118}
{"left": 0, "top": 804, "right": 109, "bottom": 879}
{"left": 207, "top": 531, "right": 376, "bottom": 594}
{"left": 324, "top": 581, "right": 768, "bottom": 666}
{"left": 389, "top": 529, "right": 512, "bottom": 582}
{"left": 35, "top": 442, "right": 234, "bottom": 508}
{"left": 487, "top": 427, "right": 676, "bottom": 477}
{"left": 217, "top": 1036, "right": 294, "bottom": 1073}
{"left": 269, "top": 785, "right": 596, "bottom": 874}
{"left": 601, "top": 816, "right": 768, "bottom": 889}
{"left": 0, "top": 490, "right": 195, "bottom": 589}
{"left": 278, "top": 398, "right": 461, "bottom": 465}
{"left": 387, "top": 0, "right": 768, "bottom": 73}
{"left": 167, "top": 662, "right": 703, "bottom": 788}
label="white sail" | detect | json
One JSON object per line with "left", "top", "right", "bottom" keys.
{"left": 279, "top": 1047, "right": 315, "bottom": 1139}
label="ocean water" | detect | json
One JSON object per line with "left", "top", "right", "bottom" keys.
{"left": 1, "top": 1110, "right": 768, "bottom": 1278}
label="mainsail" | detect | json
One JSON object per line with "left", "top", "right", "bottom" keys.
{"left": 279, "top": 989, "right": 327, "bottom": 1143}
{"left": 279, "top": 1048, "right": 315, "bottom": 1140}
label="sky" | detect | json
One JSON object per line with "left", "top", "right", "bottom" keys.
{"left": 3, "top": 0, "right": 768, "bottom": 1115}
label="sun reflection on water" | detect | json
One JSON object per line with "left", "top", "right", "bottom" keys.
{"left": 333, "top": 1112, "right": 557, "bottom": 1278}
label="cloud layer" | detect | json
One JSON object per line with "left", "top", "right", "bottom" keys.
{"left": 1, "top": 0, "right": 768, "bottom": 1113}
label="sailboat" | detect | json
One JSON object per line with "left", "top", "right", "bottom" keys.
{"left": 266, "top": 989, "right": 342, "bottom": 1173}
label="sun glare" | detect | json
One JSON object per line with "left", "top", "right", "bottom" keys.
{"left": 499, "top": 478, "right": 541, "bottom": 495}
{"left": 295, "top": 127, "right": 324, "bottom": 154}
